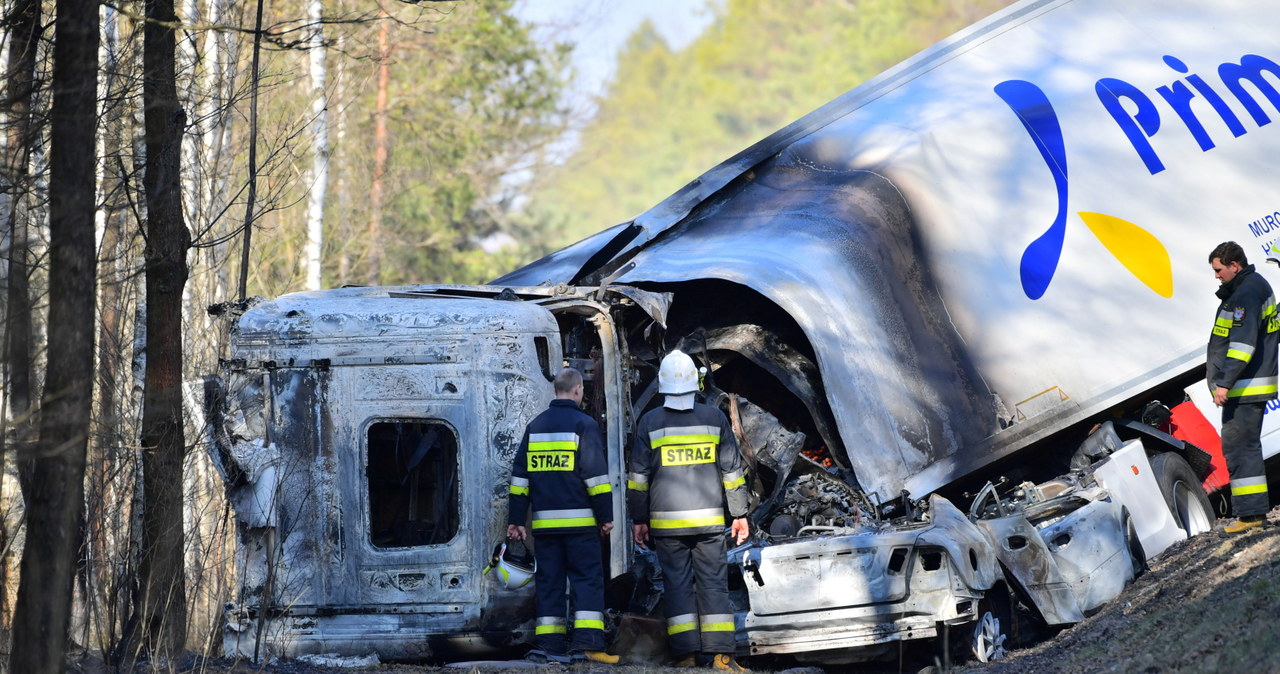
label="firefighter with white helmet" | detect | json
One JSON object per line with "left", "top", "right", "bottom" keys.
{"left": 506, "top": 367, "right": 618, "bottom": 664}
{"left": 628, "top": 350, "right": 751, "bottom": 671}
{"left": 657, "top": 348, "right": 701, "bottom": 405}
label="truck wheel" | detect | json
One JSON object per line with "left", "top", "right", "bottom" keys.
{"left": 1150, "top": 452, "right": 1216, "bottom": 536}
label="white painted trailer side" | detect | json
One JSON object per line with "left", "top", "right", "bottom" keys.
{"left": 822, "top": 0, "right": 1280, "bottom": 493}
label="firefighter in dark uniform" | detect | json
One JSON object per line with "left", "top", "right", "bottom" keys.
{"left": 1207, "top": 241, "right": 1277, "bottom": 533}
{"left": 507, "top": 367, "right": 619, "bottom": 664}
{"left": 628, "top": 350, "right": 751, "bottom": 671}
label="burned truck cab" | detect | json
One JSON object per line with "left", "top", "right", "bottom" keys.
{"left": 206, "top": 286, "right": 607, "bottom": 661}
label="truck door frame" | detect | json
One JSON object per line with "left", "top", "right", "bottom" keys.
{"left": 536, "top": 297, "right": 633, "bottom": 579}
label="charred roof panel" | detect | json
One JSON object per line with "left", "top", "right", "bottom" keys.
{"left": 232, "top": 286, "right": 562, "bottom": 367}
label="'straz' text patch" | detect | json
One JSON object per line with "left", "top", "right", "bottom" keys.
{"left": 529, "top": 451, "right": 575, "bottom": 471}
{"left": 662, "top": 443, "right": 716, "bottom": 466}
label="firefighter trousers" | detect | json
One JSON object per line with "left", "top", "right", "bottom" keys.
{"left": 653, "top": 533, "right": 735, "bottom": 657}
{"left": 1222, "top": 400, "right": 1271, "bottom": 517}
{"left": 532, "top": 531, "right": 608, "bottom": 654}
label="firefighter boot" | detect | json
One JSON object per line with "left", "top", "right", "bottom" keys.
{"left": 712, "top": 654, "right": 749, "bottom": 671}
{"left": 579, "top": 650, "right": 619, "bottom": 664}
{"left": 673, "top": 653, "right": 699, "bottom": 667}
{"left": 1224, "top": 515, "right": 1264, "bottom": 533}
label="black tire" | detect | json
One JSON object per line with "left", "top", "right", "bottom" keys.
{"left": 1122, "top": 507, "right": 1148, "bottom": 576}
{"left": 1150, "top": 452, "right": 1216, "bottom": 535}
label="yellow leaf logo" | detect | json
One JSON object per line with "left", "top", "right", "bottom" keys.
{"left": 1078, "top": 212, "right": 1173, "bottom": 298}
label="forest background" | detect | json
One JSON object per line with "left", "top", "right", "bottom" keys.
{"left": 0, "top": 0, "right": 1015, "bottom": 671}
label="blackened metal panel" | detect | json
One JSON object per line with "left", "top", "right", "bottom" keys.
{"left": 615, "top": 165, "right": 998, "bottom": 503}
{"left": 494, "top": 162, "right": 1000, "bottom": 504}
{"left": 746, "top": 533, "right": 913, "bottom": 616}
{"left": 267, "top": 366, "right": 332, "bottom": 609}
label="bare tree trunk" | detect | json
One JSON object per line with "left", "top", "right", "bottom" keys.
{"left": 368, "top": 8, "right": 389, "bottom": 285}
{"left": 122, "top": 0, "right": 192, "bottom": 661}
{"left": 237, "top": 0, "right": 265, "bottom": 301}
{"left": 0, "top": 0, "right": 42, "bottom": 630}
{"left": 10, "top": 0, "right": 99, "bottom": 671}
{"left": 303, "top": 0, "right": 327, "bottom": 290}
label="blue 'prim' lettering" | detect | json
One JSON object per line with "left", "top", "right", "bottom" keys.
{"left": 1098, "top": 53, "right": 1280, "bottom": 176}
{"left": 1097, "top": 77, "right": 1164, "bottom": 174}
{"left": 1218, "top": 55, "right": 1280, "bottom": 127}
{"left": 1165, "top": 55, "right": 1247, "bottom": 139}
{"left": 1155, "top": 79, "right": 1213, "bottom": 151}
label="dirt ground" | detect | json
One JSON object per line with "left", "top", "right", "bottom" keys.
{"left": 95, "top": 507, "right": 1280, "bottom": 674}
{"left": 964, "top": 506, "right": 1280, "bottom": 674}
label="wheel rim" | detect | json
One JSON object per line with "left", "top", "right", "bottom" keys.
{"left": 1171, "top": 479, "right": 1212, "bottom": 535}
{"left": 972, "top": 611, "right": 1007, "bottom": 663}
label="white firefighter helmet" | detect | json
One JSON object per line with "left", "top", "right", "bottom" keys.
{"left": 484, "top": 541, "right": 535, "bottom": 590}
{"left": 658, "top": 349, "right": 700, "bottom": 395}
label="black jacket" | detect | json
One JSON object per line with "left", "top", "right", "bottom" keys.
{"left": 1208, "top": 264, "right": 1279, "bottom": 403}
{"left": 508, "top": 399, "right": 613, "bottom": 534}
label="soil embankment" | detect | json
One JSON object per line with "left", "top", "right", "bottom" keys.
{"left": 970, "top": 507, "right": 1280, "bottom": 673}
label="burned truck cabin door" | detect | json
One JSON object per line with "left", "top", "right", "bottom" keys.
{"left": 332, "top": 304, "right": 556, "bottom": 613}
{"left": 344, "top": 390, "right": 479, "bottom": 609}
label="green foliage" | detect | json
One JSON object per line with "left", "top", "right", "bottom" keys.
{"left": 356, "top": 0, "right": 571, "bottom": 285}
{"left": 528, "top": 0, "right": 1018, "bottom": 247}
{"left": 246, "top": 0, "right": 571, "bottom": 292}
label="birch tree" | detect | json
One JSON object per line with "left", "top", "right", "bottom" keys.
{"left": 303, "top": 0, "right": 327, "bottom": 289}
{"left": 367, "top": 7, "right": 389, "bottom": 286}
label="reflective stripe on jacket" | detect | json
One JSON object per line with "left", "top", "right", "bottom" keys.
{"left": 508, "top": 399, "right": 613, "bottom": 534}
{"left": 1208, "top": 265, "right": 1280, "bottom": 404}
{"left": 627, "top": 402, "right": 750, "bottom": 537}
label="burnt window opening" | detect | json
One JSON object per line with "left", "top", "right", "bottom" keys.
{"left": 887, "top": 547, "right": 909, "bottom": 574}
{"left": 919, "top": 549, "right": 944, "bottom": 572}
{"left": 367, "top": 420, "right": 460, "bottom": 549}
{"left": 534, "top": 336, "right": 553, "bottom": 382}
{"left": 556, "top": 313, "right": 608, "bottom": 429}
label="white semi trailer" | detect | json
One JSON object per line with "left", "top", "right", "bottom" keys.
{"left": 206, "top": 0, "right": 1280, "bottom": 664}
